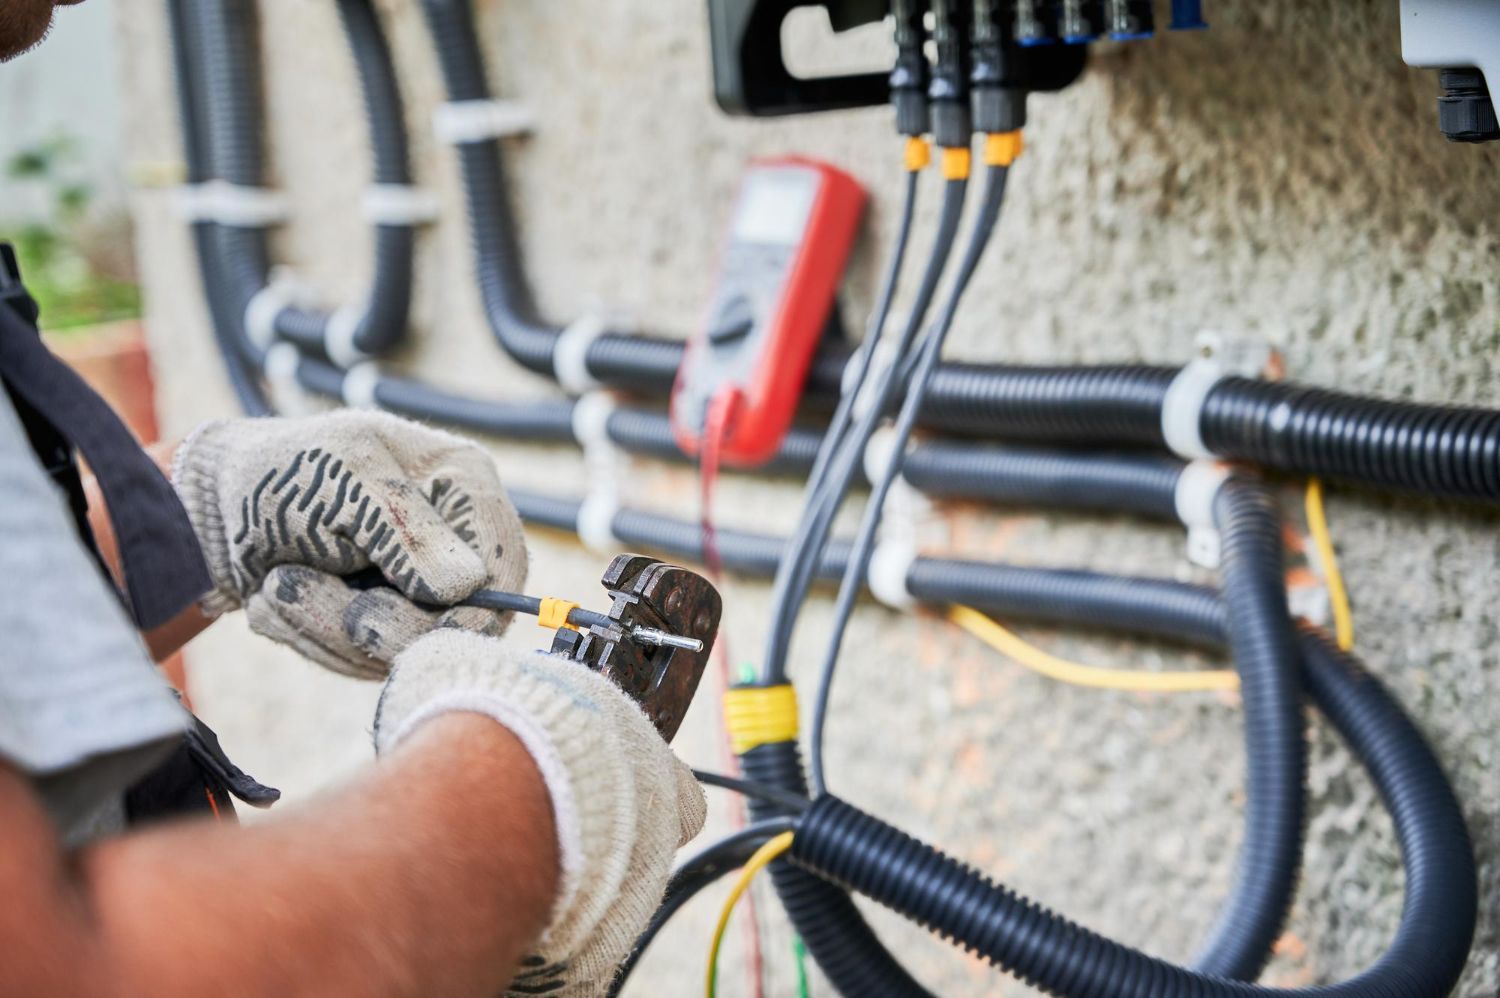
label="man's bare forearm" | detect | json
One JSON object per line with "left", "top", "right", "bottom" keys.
{"left": 0, "top": 713, "right": 559, "bottom": 997}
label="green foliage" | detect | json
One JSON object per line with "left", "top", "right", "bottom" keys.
{"left": 1, "top": 133, "right": 141, "bottom": 332}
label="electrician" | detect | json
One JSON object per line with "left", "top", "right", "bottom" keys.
{"left": 0, "top": 6, "right": 703, "bottom": 996}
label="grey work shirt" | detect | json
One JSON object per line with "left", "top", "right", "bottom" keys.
{"left": 0, "top": 389, "right": 187, "bottom": 846}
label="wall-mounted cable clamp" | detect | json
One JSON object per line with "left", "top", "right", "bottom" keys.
{"left": 868, "top": 537, "right": 919, "bottom": 609}
{"left": 574, "top": 390, "right": 622, "bottom": 554}
{"left": 340, "top": 361, "right": 383, "bottom": 410}
{"left": 360, "top": 184, "right": 441, "bottom": 226}
{"left": 323, "top": 303, "right": 372, "bottom": 369}
{"left": 243, "top": 273, "right": 316, "bottom": 351}
{"left": 263, "top": 342, "right": 313, "bottom": 417}
{"left": 174, "top": 180, "right": 290, "bottom": 228}
{"left": 1174, "top": 458, "right": 1232, "bottom": 568}
{"left": 553, "top": 314, "right": 608, "bottom": 395}
{"left": 1161, "top": 330, "right": 1280, "bottom": 460}
{"left": 432, "top": 99, "right": 536, "bottom": 144}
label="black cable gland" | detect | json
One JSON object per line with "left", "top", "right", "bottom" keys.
{"left": 894, "top": 89, "right": 931, "bottom": 137}
{"left": 930, "top": 100, "right": 973, "bottom": 149}
{"left": 890, "top": 52, "right": 931, "bottom": 136}
{"left": 973, "top": 87, "right": 1028, "bottom": 133}
{"left": 1438, "top": 68, "right": 1499, "bottom": 143}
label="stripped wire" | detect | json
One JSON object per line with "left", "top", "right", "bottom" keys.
{"left": 949, "top": 604, "right": 1240, "bottom": 693}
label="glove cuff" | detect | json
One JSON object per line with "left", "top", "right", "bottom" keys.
{"left": 171, "top": 419, "right": 244, "bottom": 617}
{"left": 373, "top": 633, "right": 636, "bottom": 955}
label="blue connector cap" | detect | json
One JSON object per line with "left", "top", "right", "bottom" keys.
{"left": 1170, "top": 0, "right": 1208, "bottom": 30}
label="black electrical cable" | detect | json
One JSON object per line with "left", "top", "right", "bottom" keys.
{"left": 607, "top": 817, "right": 801, "bottom": 997}
{"left": 691, "top": 769, "right": 813, "bottom": 814}
{"left": 789, "top": 624, "right": 1475, "bottom": 998}
{"left": 810, "top": 160, "right": 1010, "bottom": 796}
{"left": 762, "top": 175, "right": 971, "bottom": 686}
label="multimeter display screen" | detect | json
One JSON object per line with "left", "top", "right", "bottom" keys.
{"left": 732, "top": 168, "right": 816, "bottom": 246}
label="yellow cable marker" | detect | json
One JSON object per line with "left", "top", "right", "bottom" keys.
{"left": 1304, "top": 478, "right": 1355, "bottom": 651}
{"left": 940, "top": 145, "right": 972, "bottom": 180}
{"left": 904, "top": 136, "right": 931, "bottom": 172}
{"left": 949, "top": 605, "right": 1240, "bottom": 693}
{"left": 537, "top": 597, "right": 580, "bottom": 632}
{"left": 706, "top": 831, "right": 796, "bottom": 998}
{"left": 984, "top": 130, "right": 1025, "bottom": 166}
{"left": 723, "top": 684, "right": 799, "bottom": 754}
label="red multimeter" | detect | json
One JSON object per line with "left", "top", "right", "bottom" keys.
{"left": 671, "top": 157, "right": 866, "bottom": 467}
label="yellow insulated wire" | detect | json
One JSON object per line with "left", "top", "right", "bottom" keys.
{"left": 1304, "top": 478, "right": 1355, "bottom": 652}
{"left": 706, "top": 831, "right": 796, "bottom": 998}
{"left": 948, "top": 604, "right": 1240, "bottom": 694}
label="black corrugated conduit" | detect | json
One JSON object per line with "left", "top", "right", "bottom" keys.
{"left": 555, "top": 484, "right": 1472, "bottom": 997}
{"left": 183, "top": 0, "right": 418, "bottom": 366}
{"left": 177, "top": 0, "right": 1500, "bottom": 507}
{"left": 789, "top": 623, "right": 1474, "bottom": 998}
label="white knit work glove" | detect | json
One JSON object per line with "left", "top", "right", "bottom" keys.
{"left": 173, "top": 411, "right": 528, "bottom": 678}
{"left": 374, "top": 630, "right": 707, "bottom": 997}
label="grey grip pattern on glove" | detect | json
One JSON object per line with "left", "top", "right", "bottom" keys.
{"left": 174, "top": 411, "right": 528, "bottom": 677}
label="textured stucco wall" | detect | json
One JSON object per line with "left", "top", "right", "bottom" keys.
{"left": 117, "top": 2, "right": 1498, "bottom": 995}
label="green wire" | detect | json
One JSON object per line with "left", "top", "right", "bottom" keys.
{"left": 793, "top": 935, "right": 810, "bottom": 998}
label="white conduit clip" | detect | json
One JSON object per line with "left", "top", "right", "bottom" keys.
{"left": 1161, "top": 330, "right": 1282, "bottom": 461}
{"left": 175, "top": 180, "right": 290, "bottom": 228}
{"left": 1174, "top": 459, "right": 1233, "bottom": 570}
{"left": 432, "top": 99, "right": 536, "bottom": 144}
{"left": 243, "top": 277, "right": 307, "bottom": 352}
{"left": 575, "top": 491, "right": 621, "bottom": 555}
{"left": 553, "top": 315, "right": 608, "bottom": 395}
{"left": 361, "top": 184, "right": 441, "bottom": 226}
{"left": 862, "top": 424, "right": 909, "bottom": 487}
{"left": 323, "top": 303, "right": 371, "bottom": 370}
{"left": 264, "top": 342, "right": 313, "bottom": 417}
{"left": 574, "top": 390, "right": 622, "bottom": 554}
{"left": 1160, "top": 358, "right": 1223, "bottom": 461}
{"left": 846, "top": 323, "right": 903, "bottom": 422}
{"left": 868, "top": 539, "right": 919, "bottom": 610}
{"left": 340, "top": 361, "right": 383, "bottom": 410}
{"left": 570, "top": 390, "right": 618, "bottom": 451}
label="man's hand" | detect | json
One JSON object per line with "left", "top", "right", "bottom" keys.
{"left": 375, "top": 631, "right": 708, "bottom": 996}
{"left": 173, "top": 411, "right": 528, "bottom": 677}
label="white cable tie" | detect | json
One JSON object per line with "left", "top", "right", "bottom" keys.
{"left": 323, "top": 303, "right": 371, "bottom": 369}
{"left": 243, "top": 279, "right": 304, "bottom": 351}
{"left": 432, "top": 99, "right": 536, "bottom": 144}
{"left": 553, "top": 315, "right": 608, "bottom": 395}
{"left": 175, "top": 180, "right": 289, "bottom": 227}
{"left": 1174, "top": 459, "right": 1232, "bottom": 569}
{"left": 575, "top": 491, "right": 621, "bottom": 555}
{"left": 868, "top": 539, "right": 919, "bottom": 610}
{"left": 571, "top": 391, "right": 618, "bottom": 450}
{"left": 340, "top": 361, "right": 383, "bottom": 410}
{"left": 361, "top": 184, "right": 440, "bottom": 226}
{"left": 263, "top": 342, "right": 313, "bottom": 417}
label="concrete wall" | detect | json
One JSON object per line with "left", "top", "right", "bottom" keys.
{"left": 116, "top": 2, "right": 1498, "bottom": 995}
